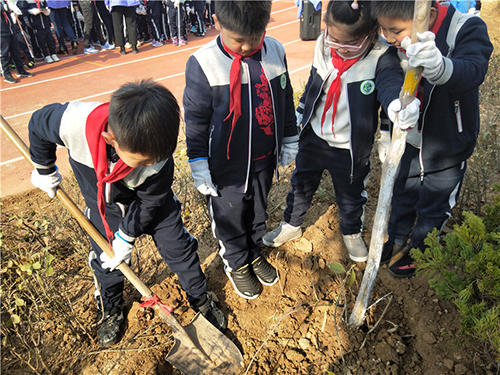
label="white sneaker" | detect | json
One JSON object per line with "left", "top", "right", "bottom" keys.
{"left": 45, "top": 55, "right": 54, "bottom": 64}
{"left": 124, "top": 42, "right": 132, "bottom": 49}
{"left": 84, "top": 46, "right": 99, "bottom": 54}
{"left": 343, "top": 233, "right": 368, "bottom": 262}
{"left": 262, "top": 222, "right": 302, "bottom": 247}
{"left": 101, "top": 42, "right": 114, "bottom": 50}
{"left": 51, "top": 54, "right": 60, "bottom": 62}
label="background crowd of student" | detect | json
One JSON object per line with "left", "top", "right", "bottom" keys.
{"left": 1, "top": 0, "right": 212, "bottom": 84}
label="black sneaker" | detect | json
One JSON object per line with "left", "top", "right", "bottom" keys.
{"left": 388, "top": 251, "right": 417, "bottom": 278}
{"left": 25, "top": 61, "right": 35, "bottom": 69}
{"left": 71, "top": 41, "right": 78, "bottom": 55}
{"left": 380, "top": 241, "right": 407, "bottom": 265}
{"left": 17, "top": 72, "right": 34, "bottom": 78}
{"left": 252, "top": 256, "right": 278, "bottom": 286}
{"left": 132, "top": 45, "right": 138, "bottom": 54}
{"left": 193, "top": 294, "right": 227, "bottom": 331}
{"left": 97, "top": 306, "right": 124, "bottom": 347}
{"left": 120, "top": 46, "right": 126, "bottom": 55}
{"left": 4, "top": 74, "right": 17, "bottom": 84}
{"left": 225, "top": 264, "right": 262, "bottom": 300}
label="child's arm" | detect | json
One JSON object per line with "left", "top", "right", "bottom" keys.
{"left": 402, "top": 17, "right": 492, "bottom": 91}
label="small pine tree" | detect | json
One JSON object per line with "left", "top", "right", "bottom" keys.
{"left": 411, "top": 190, "right": 500, "bottom": 360}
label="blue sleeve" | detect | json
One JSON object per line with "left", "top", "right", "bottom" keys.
{"left": 28, "top": 103, "right": 69, "bottom": 172}
{"left": 183, "top": 55, "right": 213, "bottom": 161}
{"left": 374, "top": 46, "right": 405, "bottom": 113}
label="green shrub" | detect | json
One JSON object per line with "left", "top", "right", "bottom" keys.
{"left": 412, "top": 185, "right": 500, "bottom": 361}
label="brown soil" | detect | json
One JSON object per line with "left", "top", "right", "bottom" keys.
{"left": 2, "top": 2, "right": 499, "bottom": 374}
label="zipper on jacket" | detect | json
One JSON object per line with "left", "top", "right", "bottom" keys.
{"left": 261, "top": 62, "right": 280, "bottom": 189}
{"left": 304, "top": 68, "right": 335, "bottom": 128}
{"left": 244, "top": 62, "right": 252, "bottom": 194}
{"left": 454, "top": 100, "right": 463, "bottom": 132}
{"left": 208, "top": 124, "right": 215, "bottom": 158}
{"left": 344, "top": 69, "right": 355, "bottom": 184}
{"left": 418, "top": 85, "right": 437, "bottom": 181}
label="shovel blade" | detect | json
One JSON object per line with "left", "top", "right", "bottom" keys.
{"left": 166, "top": 313, "right": 243, "bottom": 375}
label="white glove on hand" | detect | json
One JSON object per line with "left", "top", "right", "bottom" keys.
{"left": 136, "top": 4, "right": 146, "bottom": 15}
{"left": 387, "top": 98, "right": 421, "bottom": 130}
{"left": 190, "top": 159, "right": 218, "bottom": 196}
{"left": 468, "top": 7, "right": 476, "bottom": 14}
{"left": 29, "top": 8, "right": 41, "bottom": 15}
{"left": 401, "top": 32, "right": 444, "bottom": 81}
{"left": 6, "top": 1, "right": 22, "bottom": 14}
{"left": 280, "top": 141, "right": 299, "bottom": 166}
{"left": 42, "top": 8, "right": 50, "bottom": 16}
{"left": 295, "top": 110, "right": 303, "bottom": 132}
{"left": 75, "top": 10, "right": 84, "bottom": 21}
{"left": 100, "top": 231, "right": 133, "bottom": 271}
{"left": 377, "top": 130, "right": 391, "bottom": 164}
{"left": 31, "top": 167, "right": 62, "bottom": 198}
{"left": 173, "top": 0, "right": 180, "bottom": 8}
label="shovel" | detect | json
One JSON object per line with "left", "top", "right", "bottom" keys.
{"left": 0, "top": 115, "right": 243, "bottom": 374}
{"left": 348, "top": 0, "right": 432, "bottom": 328}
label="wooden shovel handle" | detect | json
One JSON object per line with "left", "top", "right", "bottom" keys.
{"left": 0, "top": 115, "right": 152, "bottom": 297}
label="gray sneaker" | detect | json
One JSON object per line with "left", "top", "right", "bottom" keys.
{"left": 262, "top": 221, "right": 302, "bottom": 247}
{"left": 343, "top": 233, "right": 368, "bottom": 262}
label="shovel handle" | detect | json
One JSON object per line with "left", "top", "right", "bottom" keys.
{"left": 0, "top": 115, "right": 152, "bottom": 297}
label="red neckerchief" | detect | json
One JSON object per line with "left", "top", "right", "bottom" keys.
{"left": 85, "top": 103, "right": 133, "bottom": 244}
{"left": 222, "top": 33, "right": 265, "bottom": 159}
{"left": 320, "top": 49, "right": 361, "bottom": 136}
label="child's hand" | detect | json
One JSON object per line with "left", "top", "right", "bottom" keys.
{"left": 75, "top": 10, "right": 84, "bottom": 22}
{"left": 31, "top": 167, "right": 62, "bottom": 198}
{"left": 189, "top": 159, "right": 218, "bottom": 196}
{"left": 28, "top": 8, "right": 41, "bottom": 15}
{"left": 280, "top": 142, "right": 299, "bottom": 166}
{"left": 387, "top": 98, "right": 420, "bottom": 130}
{"left": 100, "top": 231, "right": 133, "bottom": 271}
{"left": 401, "top": 32, "right": 444, "bottom": 81}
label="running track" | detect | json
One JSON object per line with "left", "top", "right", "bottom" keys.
{"left": 0, "top": 0, "right": 323, "bottom": 197}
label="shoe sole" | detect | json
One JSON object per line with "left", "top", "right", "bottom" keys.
{"left": 255, "top": 274, "right": 279, "bottom": 286}
{"left": 262, "top": 232, "right": 301, "bottom": 247}
{"left": 225, "top": 269, "right": 260, "bottom": 300}
{"left": 348, "top": 253, "right": 368, "bottom": 262}
{"left": 388, "top": 268, "right": 416, "bottom": 279}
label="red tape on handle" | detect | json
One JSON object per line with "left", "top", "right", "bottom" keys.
{"left": 140, "top": 294, "right": 174, "bottom": 315}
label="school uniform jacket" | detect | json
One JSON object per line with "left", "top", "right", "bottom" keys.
{"left": 298, "top": 34, "right": 404, "bottom": 173}
{"left": 409, "top": 3, "right": 492, "bottom": 174}
{"left": 183, "top": 35, "right": 298, "bottom": 192}
{"left": 29, "top": 101, "right": 174, "bottom": 242}
{"left": 19, "top": 0, "right": 52, "bottom": 29}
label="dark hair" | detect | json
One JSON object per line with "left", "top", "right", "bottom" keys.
{"left": 214, "top": 0, "right": 272, "bottom": 38}
{"left": 324, "top": 0, "right": 377, "bottom": 40}
{"left": 371, "top": 1, "right": 437, "bottom": 22}
{"left": 108, "top": 79, "right": 180, "bottom": 162}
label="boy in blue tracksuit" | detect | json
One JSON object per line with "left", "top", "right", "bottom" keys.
{"left": 29, "top": 80, "right": 226, "bottom": 347}
{"left": 184, "top": 0, "right": 299, "bottom": 300}
{"left": 372, "top": 0, "right": 493, "bottom": 278}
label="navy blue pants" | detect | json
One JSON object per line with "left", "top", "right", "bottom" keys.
{"left": 388, "top": 144, "right": 466, "bottom": 250}
{"left": 285, "top": 127, "right": 370, "bottom": 235}
{"left": 166, "top": 0, "right": 186, "bottom": 38}
{"left": 33, "top": 27, "right": 57, "bottom": 57}
{"left": 208, "top": 165, "right": 274, "bottom": 272}
{"left": 1, "top": 34, "right": 25, "bottom": 76}
{"left": 86, "top": 191, "right": 206, "bottom": 310}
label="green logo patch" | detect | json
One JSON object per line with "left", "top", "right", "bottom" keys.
{"left": 360, "top": 80, "right": 375, "bottom": 95}
{"left": 280, "top": 74, "right": 287, "bottom": 89}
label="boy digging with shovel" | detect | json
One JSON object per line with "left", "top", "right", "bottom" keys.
{"left": 28, "top": 79, "right": 227, "bottom": 347}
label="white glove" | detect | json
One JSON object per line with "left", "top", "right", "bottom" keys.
{"left": 6, "top": 1, "right": 22, "bottom": 14}
{"left": 29, "top": 8, "right": 41, "bottom": 15}
{"left": 401, "top": 32, "right": 444, "bottom": 81}
{"left": 75, "top": 10, "right": 84, "bottom": 22}
{"left": 387, "top": 98, "right": 421, "bottom": 130}
{"left": 173, "top": 0, "right": 180, "bottom": 8}
{"left": 189, "top": 159, "right": 218, "bottom": 196}
{"left": 206, "top": 0, "right": 211, "bottom": 4}
{"left": 31, "top": 167, "right": 62, "bottom": 198}
{"left": 100, "top": 231, "right": 133, "bottom": 271}
{"left": 295, "top": 110, "right": 303, "bottom": 132}
{"left": 136, "top": 4, "right": 146, "bottom": 15}
{"left": 279, "top": 141, "right": 299, "bottom": 166}
{"left": 468, "top": 7, "right": 476, "bottom": 14}
{"left": 42, "top": 8, "right": 50, "bottom": 16}
{"left": 377, "top": 130, "right": 391, "bottom": 164}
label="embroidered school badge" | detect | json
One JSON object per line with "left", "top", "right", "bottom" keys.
{"left": 280, "top": 74, "right": 287, "bottom": 89}
{"left": 360, "top": 80, "right": 375, "bottom": 95}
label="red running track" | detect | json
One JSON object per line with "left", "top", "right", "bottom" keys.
{"left": 0, "top": 0, "right": 323, "bottom": 197}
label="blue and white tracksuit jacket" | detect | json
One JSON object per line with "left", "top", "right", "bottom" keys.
{"left": 183, "top": 35, "right": 299, "bottom": 193}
